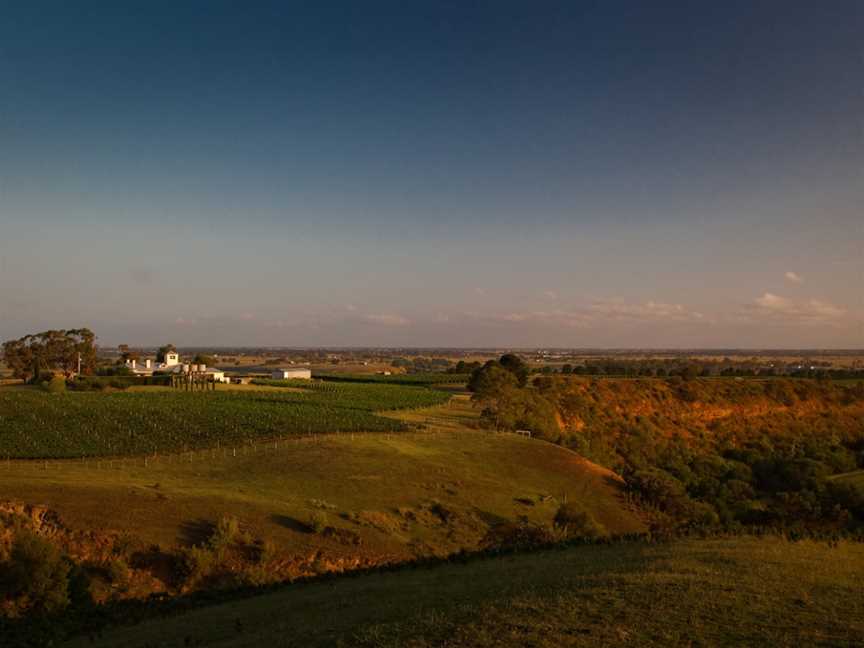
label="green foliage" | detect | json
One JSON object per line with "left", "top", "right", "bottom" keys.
{"left": 309, "top": 512, "right": 328, "bottom": 534}
{"left": 482, "top": 521, "right": 557, "bottom": 551}
{"left": 41, "top": 375, "right": 67, "bottom": 393}
{"left": 68, "top": 375, "right": 172, "bottom": 391}
{"left": 0, "top": 382, "right": 451, "bottom": 458}
{"left": 553, "top": 503, "right": 607, "bottom": 538}
{"left": 0, "top": 530, "right": 73, "bottom": 615}
{"left": 468, "top": 355, "right": 530, "bottom": 393}
{"left": 498, "top": 354, "right": 530, "bottom": 387}
{"left": 106, "top": 558, "right": 130, "bottom": 587}
{"left": 1, "top": 328, "right": 97, "bottom": 381}
{"left": 542, "top": 378, "right": 864, "bottom": 531}
{"left": 178, "top": 546, "right": 216, "bottom": 586}
{"left": 314, "top": 372, "right": 470, "bottom": 386}
{"left": 468, "top": 363, "right": 558, "bottom": 438}
{"left": 468, "top": 363, "right": 518, "bottom": 397}
{"left": 209, "top": 516, "right": 241, "bottom": 557}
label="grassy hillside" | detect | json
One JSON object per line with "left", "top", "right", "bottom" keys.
{"left": 68, "top": 536, "right": 864, "bottom": 647}
{"left": 0, "top": 382, "right": 451, "bottom": 458}
{"left": 0, "top": 426, "right": 642, "bottom": 565}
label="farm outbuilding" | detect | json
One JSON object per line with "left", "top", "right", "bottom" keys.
{"left": 271, "top": 368, "right": 312, "bottom": 380}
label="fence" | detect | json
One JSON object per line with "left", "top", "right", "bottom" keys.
{"left": 0, "top": 426, "right": 529, "bottom": 475}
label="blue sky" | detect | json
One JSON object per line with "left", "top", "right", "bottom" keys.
{"left": 1, "top": 1, "right": 861, "bottom": 347}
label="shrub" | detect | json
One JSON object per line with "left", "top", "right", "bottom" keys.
{"left": 106, "top": 558, "right": 130, "bottom": 588}
{"left": 209, "top": 515, "right": 241, "bottom": 556}
{"left": 41, "top": 375, "right": 66, "bottom": 394}
{"left": 553, "top": 503, "right": 607, "bottom": 538}
{"left": 178, "top": 546, "right": 216, "bottom": 586}
{"left": 309, "top": 512, "right": 328, "bottom": 534}
{"left": 482, "top": 521, "right": 557, "bottom": 552}
{"left": 0, "top": 530, "right": 72, "bottom": 614}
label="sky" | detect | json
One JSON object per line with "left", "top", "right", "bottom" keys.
{"left": 0, "top": 1, "right": 861, "bottom": 348}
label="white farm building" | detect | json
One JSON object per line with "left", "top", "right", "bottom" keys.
{"left": 271, "top": 368, "right": 312, "bottom": 380}
{"left": 125, "top": 351, "right": 229, "bottom": 383}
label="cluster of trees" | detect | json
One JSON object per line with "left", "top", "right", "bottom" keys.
{"left": 467, "top": 355, "right": 559, "bottom": 436}
{"left": 391, "top": 356, "right": 452, "bottom": 373}
{"left": 1, "top": 329, "right": 97, "bottom": 382}
{"left": 468, "top": 365, "right": 864, "bottom": 533}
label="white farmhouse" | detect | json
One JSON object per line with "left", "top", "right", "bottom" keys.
{"left": 271, "top": 367, "right": 312, "bottom": 380}
{"left": 125, "top": 351, "right": 229, "bottom": 383}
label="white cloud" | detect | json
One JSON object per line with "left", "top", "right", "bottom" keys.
{"left": 495, "top": 310, "right": 592, "bottom": 328}
{"left": 488, "top": 299, "right": 705, "bottom": 328}
{"left": 784, "top": 271, "right": 804, "bottom": 284}
{"left": 748, "top": 292, "right": 845, "bottom": 322}
{"left": 362, "top": 313, "right": 412, "bottom": 327}
{"left": 587, "top": 299, "right": 705, "bottom": 322}
{"left": 542, "top": 290, "right": 558, "bottom": 300}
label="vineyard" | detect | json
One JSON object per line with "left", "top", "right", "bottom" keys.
{"left": 0, "top": 383, "right": 452, "bottom": 459}
{"left": 309, "top": 372, "right": 471, "bottom": 386}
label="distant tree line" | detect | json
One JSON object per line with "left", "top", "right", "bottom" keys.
{"left": 544, "top": 361, "right": 864, "bottom": 380}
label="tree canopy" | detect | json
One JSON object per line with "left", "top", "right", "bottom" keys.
{"left": 1, "top": 329, "right": 97, "bottom": 381}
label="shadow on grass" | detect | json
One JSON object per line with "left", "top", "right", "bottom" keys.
{"left": 178, "top": 518, "right": 216, "bottom": 547}
{"left": 271, "top": 514, "right": 313, "bottom": 534}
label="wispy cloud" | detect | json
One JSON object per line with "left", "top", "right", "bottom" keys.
{"left": 746, "top": 292, "right": 845, "bottom": 322}
{"left": 587, "top": 299, "right": 705, "bottom": 322}
{"left": 784, "top": 271, "right": 804, "bottom": 284}
{"left": 362, "top": 313, "right": 412, "bottom": 327}
{"left": 486, "top": 299, "right": 704, "bottom": 328}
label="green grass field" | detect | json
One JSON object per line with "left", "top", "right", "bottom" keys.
{"left": 0, "top": 420, "right": 642, "bottom": 554}
{"left": 0, "top": 382, "right": 451, "bottom": 458}
{"left": 69, "top": 536, "right": 864, "bottom": 647}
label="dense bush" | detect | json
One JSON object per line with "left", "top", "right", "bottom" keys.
{"left": 474, "top": 375, "right": 864, "bottom": 533}
{"left": 482, "top": 521, "right": 558, "bottom": 552}
{"left": 553, "top": 503, "right": 607, "bottom": 538}
{"left": 0, "top": 530, "right": 74, "bottom": 615}
{"left": 41, "top": 375, "right": 67, "bottom": 394}
{"left": 68, "top": 375, "right": 172, "bottom": 391}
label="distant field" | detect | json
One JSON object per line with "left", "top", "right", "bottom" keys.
{"left": 0, "top": 383, "right": 451, "bottom": 458}
{"left": 71, "top": 536, "right": 864, "bottom": 648}
{"left": 312, "top": 372, "right": 471, "bottom": 386}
